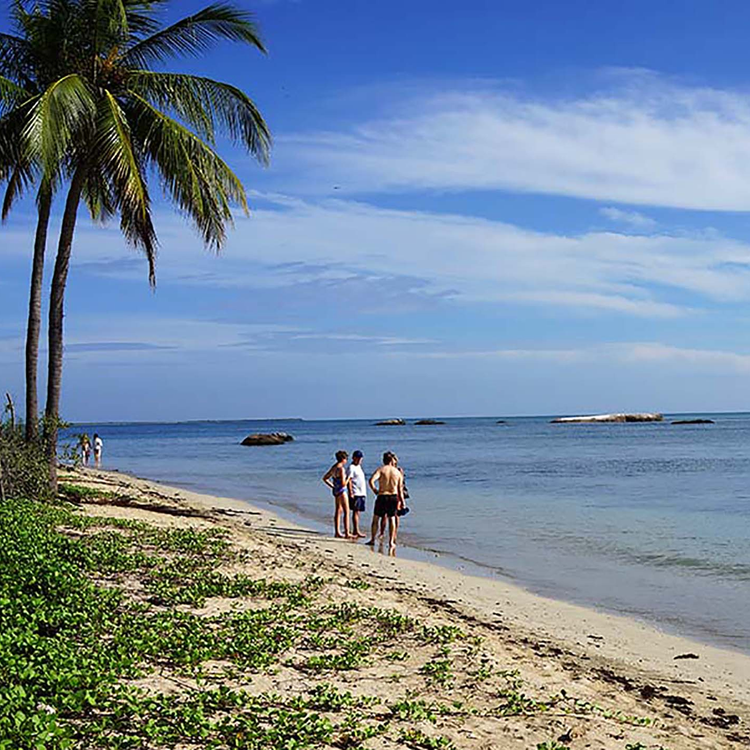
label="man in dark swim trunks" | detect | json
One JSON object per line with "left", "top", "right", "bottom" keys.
{"left": 366, "top": 451, "right": 405, "bottom": 552}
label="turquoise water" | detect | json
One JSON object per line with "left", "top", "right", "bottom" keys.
{"left": 63, "top": 414, "right": 750, "bottom": 652}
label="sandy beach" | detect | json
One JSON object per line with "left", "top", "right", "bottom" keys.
{"left": 53, "top": 465, "right": 750, "bottom": 749}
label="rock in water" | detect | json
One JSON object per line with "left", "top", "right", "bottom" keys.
{"left": 241, "top": 432, "right": 294, "bottom": 446}
{"left": 551, "top": 413, "right": 663, "bottom": 424}
{"left": 671, "top": 419, "right": 715, "bottom": 425}
{"left": 414, "top": 419, "right": 445, "bottom": 425}
{"left": 374, "top": 419, "right": 406, "bottom": 426}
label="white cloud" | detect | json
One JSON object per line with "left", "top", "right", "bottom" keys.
{"left": 280, "top": 75, "right": 750, "bottom": 211}
{"left": 599, "top": 206, "right": 657, "bottom": 229}
{"left": 42, "top": 194, "right": 750, "bottom": 317}
{"left": 403, "top": 342, "right": 750, "bottom": 374}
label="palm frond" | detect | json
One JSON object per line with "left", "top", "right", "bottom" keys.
{"left": 0, "top": 32, "right": 30, "bottom": 79}
{"left": 121, "top": 3, "right": 265, "bottom": 68}
{"left": 127, "top": 71, "right": 271, "bottom": 162}
{"left": 95, "top": 89, "right": 157, "bottom": 283}
{"left": 127, "top": 92, "right": 247, "bottom": 251}
{"left": 0, "top": 75, "right": 32, "bottom": 115}
{"left": 22, "top": 74, "right": 97, "bottom": 181}
{"left": 87, "top": 0, "right": 130, "bottom": 56}
{"left": 1, "top": 163, "right": 32, "bottom": 221}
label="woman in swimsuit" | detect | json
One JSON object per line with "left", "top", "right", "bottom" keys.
{"left": 322, "top": 450, "right": 352, "bottom": 539}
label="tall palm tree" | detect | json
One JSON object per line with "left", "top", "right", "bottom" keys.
{"left": 0, "top": 3, "right": 62, "bottom": 443}
{"left": 2, "top": 0, "right": 271, "bottom": 490}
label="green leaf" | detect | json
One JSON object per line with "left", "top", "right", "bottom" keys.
{"left": 121, "top": 3, "right": 266, "bottom": 67}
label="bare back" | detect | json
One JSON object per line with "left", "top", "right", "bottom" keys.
{"left": 373, "top": 464, "right": 402, "bottom": 495}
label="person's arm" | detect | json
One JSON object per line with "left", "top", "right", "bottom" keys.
{"left": 322, "top": 465, "right": 335, "bottom": 489}
{"left": 368, "top": 468, "right": 381, "bottom": 496}
{"left": 397, "top": 472, "right": 405, "bottom": 508}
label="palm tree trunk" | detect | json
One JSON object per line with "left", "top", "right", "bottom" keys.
{"left": 45, "top": 167, "right": 86, "bottom": 493}
{"left": 24, "top": 187, "right": 52, "bottom": 443}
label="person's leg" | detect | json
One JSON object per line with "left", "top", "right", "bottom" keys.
{"left": 352, "top": 508, "right": 360, "bottom": 536}
{"left": 366, "top": 510, "right": 380, "bottom": 545}
{"left": 341, "top": 495, "right": 351, "bottom": 538}
{"left": 387, "top": 515, "right": 397, "bottom": 551}
{"left": 334, "top": 496, "right": 343, "bottom": 537}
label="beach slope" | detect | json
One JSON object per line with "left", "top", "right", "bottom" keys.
{"left": 54, "top": 468, "right": 750, "bottom": 749}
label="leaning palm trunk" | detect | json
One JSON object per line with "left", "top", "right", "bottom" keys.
{"left": 45, "top": 167, "right": 86, "bottom": 492}
{"left": 24, "top": 187, "right": 52, "bottom": 443}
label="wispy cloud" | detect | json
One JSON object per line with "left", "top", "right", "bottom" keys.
{"left": 65, "top": 342, "right": 175, "bottom": 353}
{"left": 39, "top": 194, "right": 750, "bottom": 319}
{"left": 599, "top": 206, "right": 657, "bottom": 229}
{"left": 280, "top": 73, "right": 750, "bottom": 211}
{"left": 403, "top": 342, "right": 750, "bottom": 374}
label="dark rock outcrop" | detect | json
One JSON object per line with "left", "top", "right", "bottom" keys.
{"left": 414, "top": 419, "right": 445, "bottom": 425}
{"left": 671, "top": 419, "right": 715, "bottom": 425}
{"left": 241, "top": 432, "right": 294, "bottom": 446}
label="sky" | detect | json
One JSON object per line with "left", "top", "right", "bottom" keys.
{"left": 5, "top": 0, "right": 750, "bottom": 420}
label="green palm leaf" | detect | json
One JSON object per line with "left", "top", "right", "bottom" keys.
{"left": 0, "top": 75, "right": 31, "bottom": 115}
{"left": 127, "top": 71, "right": 270, "bottom": 161}
{"left": 95, "top": 89, "right": 156, "bottom": 283}
{"left": 121, "top": 3, "right": 265, "bottom": 67}
{"left": 22, "top": 74, "right": 96, "bottom": 179}
{"left": 127, "top": 92, "right": 247, "bottom": 250}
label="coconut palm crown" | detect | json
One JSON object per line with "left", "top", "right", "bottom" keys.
{"left": 0, "top": 0, "right": 271, "bottom": 488}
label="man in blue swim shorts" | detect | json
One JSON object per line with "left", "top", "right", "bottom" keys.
{"left": 348, "top": 450, "right": 367, "bottom": 538}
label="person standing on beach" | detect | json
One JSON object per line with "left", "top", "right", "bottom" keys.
{"left": 374, "top": 453, "right": 410, "bottom": 540}
{"left": 366, "top": 451, "right": 404, "bottom": 551}
{"left": 322, "top": 450, "right": 352, "bottom": 538}
{"left": 79, "top": 434, "right": 91, "bottom": 467}
{"left": 93, "top": 434, "right": 103, "bottom": 468}
{"left": 348, "top": 450, "right": 367, "bottom": 538}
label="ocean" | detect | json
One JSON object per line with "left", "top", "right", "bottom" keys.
{"left": 62, "top": 414, "right": 750, "bottom": 653}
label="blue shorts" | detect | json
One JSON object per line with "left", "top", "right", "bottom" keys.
{"left": 351, "top": 496, "right": 366, "bottom": 512}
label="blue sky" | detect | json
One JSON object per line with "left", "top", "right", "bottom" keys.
{"left": 5, "top": 0, "right": 750, "bottom": 420}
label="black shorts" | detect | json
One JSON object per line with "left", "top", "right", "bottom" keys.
{"left": 351, "top": 496, "right": 366, "bottom": 512}
{"left": 374, "top": 494, "right": 398, "bottom": 517}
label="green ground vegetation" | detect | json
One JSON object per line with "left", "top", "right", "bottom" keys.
{"left": 1, "top": 485, "right": 663, "bottom": 749}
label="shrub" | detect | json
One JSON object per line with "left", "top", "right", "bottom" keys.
{"left": 0, "top": 419, "right": 50, "bottom": 501}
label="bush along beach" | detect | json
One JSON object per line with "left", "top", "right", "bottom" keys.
{"left": 0, "top": 468, "right": 744, "bottom": 749}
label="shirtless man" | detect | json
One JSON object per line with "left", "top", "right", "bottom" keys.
{"left": 366, "top": 451, "right": 405, "bottom": 551}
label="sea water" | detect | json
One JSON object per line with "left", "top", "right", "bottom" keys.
{"left": 63, "top": 414, "right": 750, "bottom": 653}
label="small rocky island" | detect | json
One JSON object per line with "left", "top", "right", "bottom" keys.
{"left": 414, "top": 419, "right": 445, "bottom": 425}
{"left": 551, "top": 413, "right": 663, "bottom": 424}
{"left": 374, "top": 419, "right": 406, "bottom": 426}
{"left": 671, "top": 419, "right": 715, "bottom": 425}
{"left": 241, "top": 432, "right": 295, "bottom": 446}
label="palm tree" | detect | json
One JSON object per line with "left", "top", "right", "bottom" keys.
{"left": 0, "top": 3, "right": 61, "bottom": 443}
{"left": 2, "top": 0, "right": 271, "bottom": 490}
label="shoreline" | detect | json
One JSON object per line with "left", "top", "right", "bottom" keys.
{"left": 128, "top": 465, "right": 750, "bottom": 660}
{"left": 72, "top": 467, "right": 750, "bottom": 710}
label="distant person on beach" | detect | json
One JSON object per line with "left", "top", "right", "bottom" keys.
{"left": 367, "top": 451, "right": 405, "bottom": 551}
{"left": 348, "top": 450, "right": 367, "bottom": 538}
{"left": 79, "top": 434, "right": 91, "bottom": 466}
{"left": 93, "top": 434, "right": 103, "bottom": 468}
{"left": 322, "top": 450, "right": 352, "bottom": 538}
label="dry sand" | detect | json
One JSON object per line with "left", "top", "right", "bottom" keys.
{"left": 62, "top": 467, "right": 750, "bottom": 749}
